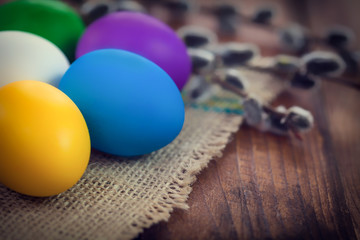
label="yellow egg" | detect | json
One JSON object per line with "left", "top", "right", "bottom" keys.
{"left": 0, "top": 80, "right": 90, "bottom": 197}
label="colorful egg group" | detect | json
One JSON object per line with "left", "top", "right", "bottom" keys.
{"left": 0, "top": 2, "right": 190, "bottom": 196}
{"left": 76, "top": 12, "right": 191, "bottom": 89}
{"left": 0, "top": 31, "right": 69, "bottom": 88}
{"left": 0, "top": 81, "right": 90, "bottom": 197}
{"left": 59, "top": 49, "right": 185, "bottom": 156}
{"left": 0, "top": 0, "right": 85, "bottom": 60}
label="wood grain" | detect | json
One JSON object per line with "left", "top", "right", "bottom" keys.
{"left": 1, "top": 0, "right": 357, "bottom": 238}
{"left": 137, "top": 0, "right": 360, "bottom": 239}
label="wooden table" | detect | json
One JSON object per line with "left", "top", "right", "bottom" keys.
{"left": 136, "top": 0, "right": 360, "bottom": 239}
{"left": 1, "top": 0, "right": 358, "bottom": 239}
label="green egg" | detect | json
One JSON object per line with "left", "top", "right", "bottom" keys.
{"left": 0, "top": 0, "right": 85, "bottom": 61}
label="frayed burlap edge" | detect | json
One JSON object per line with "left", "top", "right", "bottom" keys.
{"left": 119, "top": 110, "right": 243, "bottom": 240}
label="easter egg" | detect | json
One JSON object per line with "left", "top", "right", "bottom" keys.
{"left": 0, "top": 0, "right": 85, "bottom": 60}
{"left": 0, "top": 31, "right": 69, "bottom": 88}
{"left": 59, "top": 49, "right": 185, "bottom": 156}
{"left": 0, "top": 80, "right": 90, "bottom": 197}
{"left": 76, "top": 12, "right": 191, "bottom": 90}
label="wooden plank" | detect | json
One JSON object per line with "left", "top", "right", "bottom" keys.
{"left": 305, "top": 0, "right": 360, "bottom": 239}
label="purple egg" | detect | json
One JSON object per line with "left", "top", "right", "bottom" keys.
{"left": 76, "top": 12, "right": 191, "bottom": 90}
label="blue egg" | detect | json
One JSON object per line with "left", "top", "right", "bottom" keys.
{"left": 59, "top": 49, "right": 185, "bottom": 156}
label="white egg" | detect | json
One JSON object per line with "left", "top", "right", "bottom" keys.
{"left": 0, "top": 31, "right": 69, "bottom": 88}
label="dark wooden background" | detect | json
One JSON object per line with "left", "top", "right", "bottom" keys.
{"left": 1, "top": 0, "right": 358, "bottom": 239}
{"left": 136, "top": 0, "right": 360, "bottom": 239}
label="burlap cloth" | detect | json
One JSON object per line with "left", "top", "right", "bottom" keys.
{"left": 0, "top": 61, "right": 285, "bottom": 240}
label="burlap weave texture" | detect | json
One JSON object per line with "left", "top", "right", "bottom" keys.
{"left": 0, "top": 65, "right": 284, "bottom": 240}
